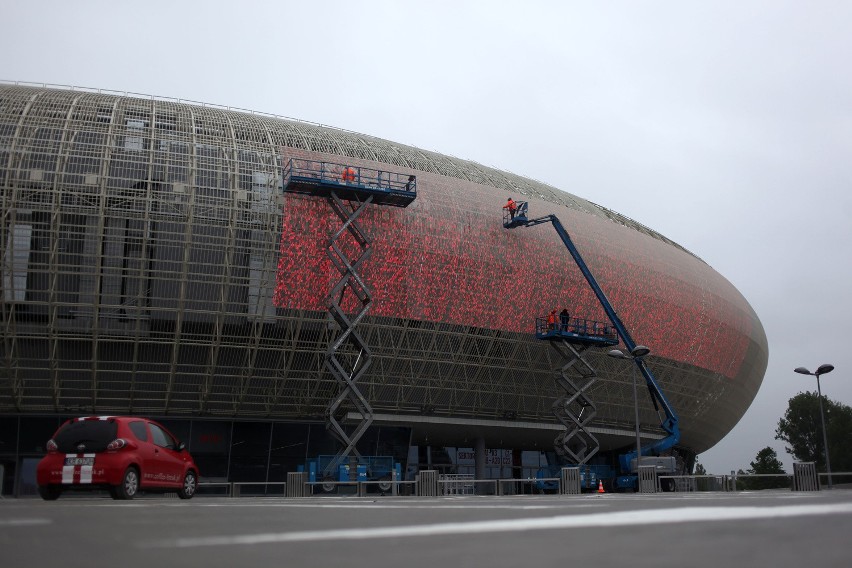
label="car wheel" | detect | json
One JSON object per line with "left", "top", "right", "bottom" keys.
{"left": 113, "top": 466, "right": 140, "bottom": 500}
{"left": 178, "top": 470, "right": 197, "bottom": 500}
{"left": 38, "top": 485, "right": 61, "bottom": 501}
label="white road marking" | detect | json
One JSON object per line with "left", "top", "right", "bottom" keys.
{"left": 183, "top": 502, "right": 594, "bottom": 510}
{"left": 0, "top": 519, "right": 52, "bottom": 527}
{"left": 151, "top": 502, "right": 852, "bottom": 548}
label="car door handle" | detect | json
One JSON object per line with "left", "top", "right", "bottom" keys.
{"left": 154, "top": 449, "right": 159, "bottom": 453}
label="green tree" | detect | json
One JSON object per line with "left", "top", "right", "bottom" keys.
{"left": 734, "top": 447, "right": 787, "bottom": 490}
{"left": 746, "top": 447, "right": 787, "bottom": 489}
{"left": 775, "top": 391, "right": 852, "bottom": 473}
{"left": 750, "top": 447, "right": 785, "bottom": 474}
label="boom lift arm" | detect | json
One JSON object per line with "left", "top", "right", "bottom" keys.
{"left": 504, "top": 203, "right": 680, "bottom": 474}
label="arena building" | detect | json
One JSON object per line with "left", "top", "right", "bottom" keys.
{"left": 0, "top": 83, "right": 767, "bottom": 496}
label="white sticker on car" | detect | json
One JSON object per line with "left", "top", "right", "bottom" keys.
{"left": 62, "top": 453, "right": 96, "bottom": 484}
{"left": 62, "top": 462, "right": 74, "bottom": 484}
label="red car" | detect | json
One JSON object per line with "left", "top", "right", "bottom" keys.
{"left": 36, "top": 416, "right": 199, "bottom": 501}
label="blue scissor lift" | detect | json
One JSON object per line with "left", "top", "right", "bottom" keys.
{"left": 282, "top": 158, "right": 416, "bottom": 482}
{"left": 534, "top": 314, "right": 619, "bottom": 466}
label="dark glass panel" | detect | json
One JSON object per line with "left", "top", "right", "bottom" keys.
{"left": 18, "top": 417, "right": 62, "bottom": 454}
{"left": 228, "top": 422, "right": 271, "bottom": 483}
{"left": 0, "top": 417, "right": 18, "bottom": 456}
{"left": 190, "top": 420, "right": 231, "bottom": 480}
{"left": 268, "top": 422, "right": 310, "bottom": 481}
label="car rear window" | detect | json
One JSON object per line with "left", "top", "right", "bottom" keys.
{"left": 129, "top": 421, "right": 148, "bottom": 442}
{"left": 53, "top": 420, "right": 118, "bottom": 453}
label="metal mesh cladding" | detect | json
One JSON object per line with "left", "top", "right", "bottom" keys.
{"left": 0, "top": 84, "right": 767, "bottom": 455}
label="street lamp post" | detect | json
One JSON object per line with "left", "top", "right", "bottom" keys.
{"left": 794, "top": 364, "right": 835, "bottom": 489}
{"left": 608, "top": 345, "right": 651, "bottom": 474}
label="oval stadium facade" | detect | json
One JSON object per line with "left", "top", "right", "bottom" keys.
{"left": 0, "top": 83, "right": 767, "bottom": 494}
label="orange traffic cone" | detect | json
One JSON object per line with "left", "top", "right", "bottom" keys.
{"left": 597, "top": 480, "right": 605, "bottom": 493}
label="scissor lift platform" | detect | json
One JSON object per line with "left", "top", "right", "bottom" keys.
{"left": 282, "top": 158, "right": 416, "bottom": 208}
{"left": 535, "top": 316, "right": 619, "bottom": 347}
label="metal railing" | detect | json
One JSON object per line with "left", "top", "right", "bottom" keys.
{"left": 191, "top": 469, "right": 852, "bottom": 498}
{"left": 534, "top": 316, "right": 618, "bottom": 343}
{"left": 439, "top": 474, "right": 476, "bottom": 495}
{"left": 661, "top": 469, "right": 852, "bottom": 492}
{"left": 282, "top": 158, "right": 416, "bottom": 195}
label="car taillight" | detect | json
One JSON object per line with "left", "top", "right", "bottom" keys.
{"left": 46, "top": 439, "right": 58, "bottom": 452}
{"left": 106, "top": 438, "right": 128, "bottom": 451}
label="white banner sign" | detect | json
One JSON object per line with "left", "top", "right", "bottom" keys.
{"left": 455, "top": 448, "right": 512, "bottom": 467}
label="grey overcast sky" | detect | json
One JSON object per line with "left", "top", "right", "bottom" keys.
{"left": 3, "top": 0, "right": 851, "bottom": 474}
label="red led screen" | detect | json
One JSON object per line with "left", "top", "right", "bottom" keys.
{"left": 275, "top": 161, "right": 754, "bottom": 380}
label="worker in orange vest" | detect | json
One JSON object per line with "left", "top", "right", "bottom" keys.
{"left": 503, "top": 197, "right": 517, "bottom": 219}
{"left": 547, "top": 309, "right": 557, "bottom": 330}
{"left": 342, "top": 166, "right": 356, "bottom": 183}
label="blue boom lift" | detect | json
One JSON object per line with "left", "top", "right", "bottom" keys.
{"left": 504, "top": 201, "right": 680, "bottom": 490}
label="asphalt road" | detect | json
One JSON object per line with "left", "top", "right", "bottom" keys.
{"left": 2, "top": 490, "right": 851, "bottom": 568}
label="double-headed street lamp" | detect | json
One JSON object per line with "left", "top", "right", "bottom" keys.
{"left": 794, "top": 363, "right": 835, "bottom": 489}
{"left": 608, "top": 345, "right": 651, "bottom": 472}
